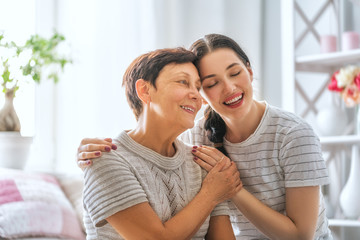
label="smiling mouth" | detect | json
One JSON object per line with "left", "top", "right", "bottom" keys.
{"left": 180, "top": 105, "right": 195, "bottom": 113}
{"left": 224, "top": 93, "right": 243, "bottom": 105}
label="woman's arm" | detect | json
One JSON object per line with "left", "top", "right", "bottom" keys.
{"left": 192, "top": 146, "right": 319, "bottom": 240}
{"left": 105, "top": 159, "right": 240, "bottom": 240}
{"left": 205, "top": 215, "right": 235, "bottom": 240}
{"left": 230, "top": 186, "right": 319, "bottom": 240}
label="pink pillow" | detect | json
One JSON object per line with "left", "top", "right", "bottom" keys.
{"left": 0, "top": 168, "right": 85, "bottom": 240}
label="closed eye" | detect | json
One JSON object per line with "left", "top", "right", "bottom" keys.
{"left": 205, "top": 81, "right": 218, "bottom": 88}
{"left": 230, "top": 71, "right": 240, "bottom": 77}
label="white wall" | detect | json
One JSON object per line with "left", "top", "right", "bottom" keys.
{"left": 22, "top": 0, "right": 265, "bottom": 173}
{"left": 262, "top": 0, "right": 282, "bottom": 107}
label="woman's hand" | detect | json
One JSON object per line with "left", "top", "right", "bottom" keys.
{"left": 192, "top": 145, "right": 231, "bottom": 172}
{"left": 77, "top": 137, "right": 117, "bottom": 169}
{"left": 201, "top": 157, "right": 242, "bottom": 204}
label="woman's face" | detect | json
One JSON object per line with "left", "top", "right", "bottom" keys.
{"left": 198, "top": 48, "right": 253, "bottom": 120}
{"left": 148, "top": 62, "right": 202, "bottom": 130}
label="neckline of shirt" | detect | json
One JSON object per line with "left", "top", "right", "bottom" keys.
{"left": 117, "top": 131, "right": 186, "bottom": 170}
{"left": 224, "top": 101, "right": 269, "bottom": 147}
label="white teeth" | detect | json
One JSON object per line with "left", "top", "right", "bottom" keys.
{"left": 181, "top": 106, "right": 195, "bottom": 112}
{"left": 225, "top": 94, "right": 243, "bottom": 105}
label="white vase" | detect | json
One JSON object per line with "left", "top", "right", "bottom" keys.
{"left": 339, "top": 145, "right": 360, "bottom": 219}
{"left": 316, "top": 107, "right": 348, "bottom": 136}
{"left": 0, "top": 132, "right": 33, "bottom": 169}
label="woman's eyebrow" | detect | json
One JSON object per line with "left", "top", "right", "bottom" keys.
{"left": 201, "top": 74, "right": 215, "bottom": 81}
{"left": 226, "top": 63, "right": 240, "bottom": 70}
{"left": 201, "top": 63, "right": 241, "bottom": 81}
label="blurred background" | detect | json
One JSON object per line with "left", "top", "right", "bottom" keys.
{"left": 1, "top": 0, "right": 281, "bottom": 173}
{"left": 1, "top": 0, "right": 360, "bottom": 239}
{"left": 0, "top": 0, "right": 359, "bottom": 172}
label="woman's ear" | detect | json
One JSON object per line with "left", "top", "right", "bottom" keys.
{"left": 246, "top": 62, "right": 253, "bottom": 82}
{"left": 135, "top": 79, "right": 151, "bottom": 104}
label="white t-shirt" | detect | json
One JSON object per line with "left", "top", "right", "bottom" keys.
{"left": 180, "top": 103, "right": 332, "bottom": 239}
{"left": 83, "top": 131, "right": 230, "bottom": 240}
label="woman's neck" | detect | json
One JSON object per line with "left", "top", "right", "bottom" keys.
{"left": 223, "top": 100, "right": 266, "bottom": 143}
{"left": 127, "top": 117, "right": 182, "bottom": 157}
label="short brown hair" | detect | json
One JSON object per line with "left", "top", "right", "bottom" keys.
{"left": 122, "top": 48, "right": 197, "bottom": 120}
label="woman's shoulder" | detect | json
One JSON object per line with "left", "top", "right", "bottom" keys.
{"left": 267, "top": 104, "right": 312, "bottom": 128}
{"left": 266, "top": 105, "right": 319, "bottom": 144}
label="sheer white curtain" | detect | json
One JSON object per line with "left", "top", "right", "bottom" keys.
{"left": 29, "top": 0, "right": 263, "bottom": 173}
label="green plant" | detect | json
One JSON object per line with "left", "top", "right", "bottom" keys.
{"left": 0, "top": 32, "right": 71, "bottom": 131}
{"left": 0, "top": 32, "right": 71, "bottom": 95}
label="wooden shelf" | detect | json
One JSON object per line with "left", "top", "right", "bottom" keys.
{"left": 329, "top": 219, "right": 360, "bottom": 227}
{"left": 320, "top": 135, "right": 360, "bottom": 146}
{"left": 295, "top": 49, "right": 360, "bottom": 73}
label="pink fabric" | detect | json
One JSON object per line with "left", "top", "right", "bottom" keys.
{"left": 0, "top": 168, "right": 85, "bottom": 240}
{"left": 0, "top": 179, "right": 23, "bottom": 204}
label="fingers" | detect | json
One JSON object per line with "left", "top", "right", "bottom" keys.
{"left": 191, "top": 146, "right": 221, "bottom": 167}
{"left": 77, "top": 150, "right": 102, "bottom": 160}
{"left": 77, "top": 159, "right": 93, "bottom": 170}
{"left": 192, "top": 145, "right": 232, "bottom": 171}
{"left": 202, "top": 159, "right": 243, "bottom": 202}
{"left": 211, "top": 157, "right": 227, "bottom": 172}
{"left": 200, "top": 145, "right": 224, "bottom": 157}
{"left": 78, "top": 138, "right": 117, "bottom": 154}
{"left": 78, "top": 143, "right": 112, "bottom": 154}
{"left": 193, "top": 157, "right": 214, "bottom": 172}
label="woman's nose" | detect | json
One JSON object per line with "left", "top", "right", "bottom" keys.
{"left": 189, "top": 85, "right": 201, "bottom": 100}
{"left": 223, "top": 78, "right": 235, "bottom": 93}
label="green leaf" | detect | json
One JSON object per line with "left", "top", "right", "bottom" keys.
{"left": 21, "top": 63, "right": 32, "bottom": 76}
{"left": 48, "top": 72, "right": 59, "bottom": 83}
{"left": 1, "top": 31, "right": 72, "bottom": 93}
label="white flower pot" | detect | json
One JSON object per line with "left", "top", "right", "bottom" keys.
{"left": 339, "top": 145, "right": 360, "bottom": 219}
{"left": 316, "top": 107, "right": 348, "bottom": 136}
{"left": 0, "top": 132, "right": 33, "bottom": 169}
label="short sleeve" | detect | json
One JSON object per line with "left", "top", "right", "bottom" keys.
{"left": 83, "top": 151, "right": 148, "bottom": 227}
{"left": 280, "top": 122, "right": 329, "bottom": 187}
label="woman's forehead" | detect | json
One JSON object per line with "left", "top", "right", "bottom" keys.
{"left": 158, "top": 62, "right": 199, "bottom": 79}
{"left": 198, "top": 49, "right": 245, "bottom": 75}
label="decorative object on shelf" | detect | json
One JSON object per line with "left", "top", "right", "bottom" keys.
{"left": 328, "top": 65, "right": 360, "bottom": 107}
{"left": 342, "top": 32, "right": 359, "bottom": 51}
{"left": 0, "top": 32, "right": 71, "bottom": 169}
{"left": 320, "top": 35, "right": 337, "bottom": 53}
{"left": 316, "top": 105, "right": 348, "bottom": 136}
{"left": 339, "top": 144, "right": 360, "bottom": 219}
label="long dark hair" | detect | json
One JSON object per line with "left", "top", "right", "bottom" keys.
{"left": 189, "top": 34, "right": 251, "bottom": 156}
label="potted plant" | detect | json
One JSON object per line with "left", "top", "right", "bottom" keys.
{"left": 0, "top": 32, "right": 71, "bottom": 169}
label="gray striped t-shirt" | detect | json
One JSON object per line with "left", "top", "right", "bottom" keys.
{"left": 83, "top": 131, "right": 230, "bottom": 239}
{"left": 180, "top": 103, "right": 332, "bottom": 240}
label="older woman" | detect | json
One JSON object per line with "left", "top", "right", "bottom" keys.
{"left": 82, "top": 47, "right": 241, "bottom": 240}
